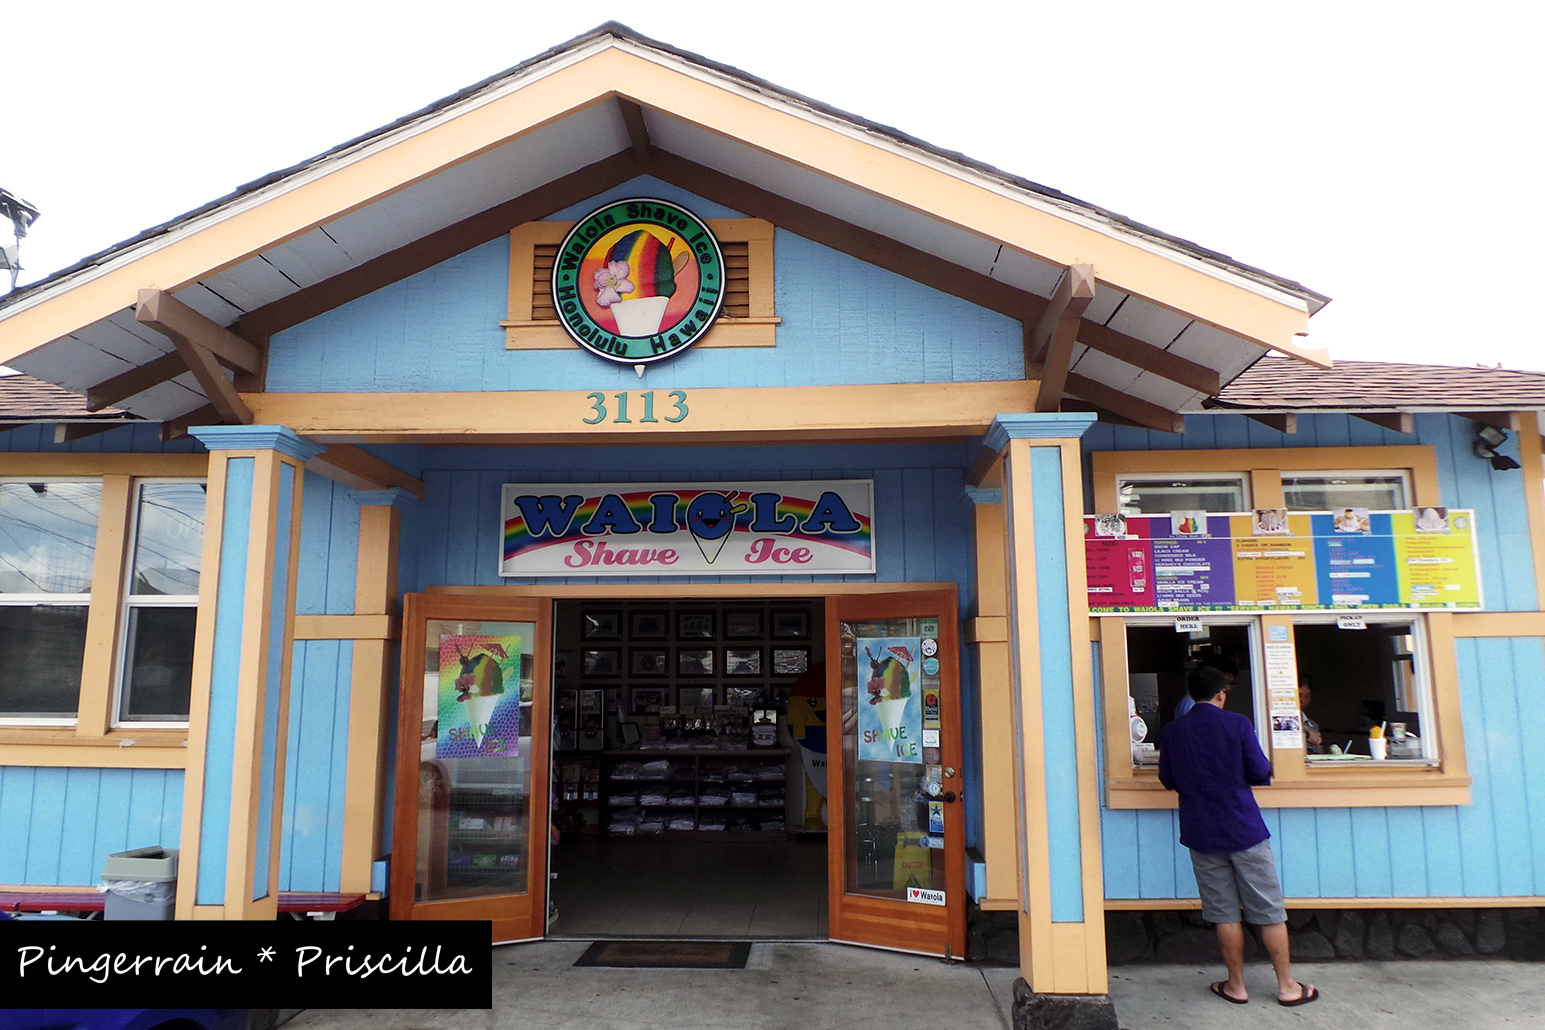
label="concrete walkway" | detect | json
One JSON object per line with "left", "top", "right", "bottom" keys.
{"left": 285, "top": 941, "right": 1544, "bottom": 1030}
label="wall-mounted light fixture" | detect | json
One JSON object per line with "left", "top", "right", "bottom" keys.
{"left": 1474, "top": 424, "right": 1522, "bottom": 471}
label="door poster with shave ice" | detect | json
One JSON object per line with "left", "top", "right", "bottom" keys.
{"left": 437, "top": 634, "right": 523, "bottom": 758}
{"left": 857, "top": 638, "right": 923, "bottom": 764}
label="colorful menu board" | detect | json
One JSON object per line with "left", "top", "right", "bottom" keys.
{"left": 1084, "top": 509, "right": 1482, "bottom": 613}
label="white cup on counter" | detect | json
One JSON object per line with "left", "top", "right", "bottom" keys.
{"left": 1369, "top": 738, "right": 1387, "bottom": 760}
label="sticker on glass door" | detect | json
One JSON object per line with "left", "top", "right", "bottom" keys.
{"left": 858, "top": 638, "right": 922, "bottom": 763}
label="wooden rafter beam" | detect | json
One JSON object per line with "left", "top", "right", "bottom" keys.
{"left": 1028, "top": 265, "right": 1095, "bottom": 412}
{"left": 54, "top": 422, "right": 129, "bottom": 443}
{"left": 237, "top": 151, "right": 643, "bottom": 344}
{"left": 1075, "top": 321, "right": 1221, "bottom": 395}
{"left": 616, "top": 97, "right": 652, "bottom": 161}
{"left": 159, "top": 403, "right": 219, "bottom": 442}
{"left": 1354, "top": 411, "right": 1414, "bottom": 434}
{"left": 133, "top": 290, "right": 261, "bottom": 374}
{"left": 136, "top": 290, "right": 252, "bottom": 425}
{"left": 86, "top": 352, "right": 189, "bottom": 412}
{"left": 1246, "top": 412, "right": 1298, "bottom": 434}
{"left": 1064, "top": 373, "right": 1185, "bottom": 433}
{"left": 307, "top": 444, "right": 425, "bottom": 501}
{"left": 647, "top": 151, "right": 1028, "bottom": 320}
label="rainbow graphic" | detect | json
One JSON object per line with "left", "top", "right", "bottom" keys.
{"left": 498, "top": 482, "right": 876, "bottom": 577}
{"left": 608, "top": 230, "right": 684, "bottom": 301}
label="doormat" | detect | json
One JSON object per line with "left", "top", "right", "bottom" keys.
{"left": 574, "top": 940, "right": 752, "bottom": 969}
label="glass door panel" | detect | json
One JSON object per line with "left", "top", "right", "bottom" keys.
{"left": 827, "top": 590, "right": 965, "bottom": 958}
{"left": 392, "top": 595, "right": 552, "bottom": 942}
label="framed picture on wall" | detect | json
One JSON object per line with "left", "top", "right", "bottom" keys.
{"left": 725, "top": 648, "right": 762, "bottom": 675}
{"left": 678, "top": 612, "right": 716, "bottom": 639}
{"left": 679, "top": 686, "right": 716, "bottom": 712}
{"left": 582, "top": 649, "right": 619, "bottom": 677}
{"left": 772, "top": 647, "right": 809, "bottom": 675}
{"left": 631, "top": 687, "right": 668, "bottom": 714}
{"left": 677, "top": 649, "right": 715, "bottom": 677}
{"left": 582, "top": 611, "right": 621, "bottom": 640}
{"left": 630, "top": 611, "right": 668, "bottom": 639}
{"left": 725, "top": 611, "right": 762, "bottom": 639}
{"left": 725, "top": 685, "right": 764, "bottom": 708}
{"left": 631, "top": 649, "right": 669, "bottom": 676}
{"left": 771, "top": 611, "right": 808, "bottom": 639}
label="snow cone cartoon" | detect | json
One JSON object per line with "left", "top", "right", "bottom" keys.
{"left": 455, "top": 641, "right": 507, "bottom": 750}
{"left": 593, "top": 229, "right": 692, "bottom": 336}
{"left": 865, "top": 645, "right": 916, "bottom": 748}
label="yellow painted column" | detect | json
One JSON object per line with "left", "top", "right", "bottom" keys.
{"left": 339, "top": 488, "right": 412, "bottom": 895}
{"left": 176, "top": 426, "right": 324, "bottom": 919}
{"left": 986, "top": 412, "right": 1111, "bottom": 1000}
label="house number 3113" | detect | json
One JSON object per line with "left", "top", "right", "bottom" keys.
{"left": 583, "top": 390, "right": 688, "bottom": 425}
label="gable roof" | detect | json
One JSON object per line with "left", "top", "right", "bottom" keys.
{"left": 0, "top": 23, "right": 1331, "bottom": 433}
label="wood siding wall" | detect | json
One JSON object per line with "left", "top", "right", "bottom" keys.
{"left": 0, "top": 767, "right": 183, "bottom": 885}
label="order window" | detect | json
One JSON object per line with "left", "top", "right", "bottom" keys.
{"left": 116, "top": 481, "right": 206, "bottom": 724}
{"left": 1282, "top": 471, "right": 1410, "bottom": 512}
{"left": 1293, "top": 618, "right": 1430, "bottom": 762}
{"left": 1124, "top": 619, "right": 1260, "bottom": 766}
{"left": 0, "top": 480, "right": 101, "bottom": 722}
{"left": 1116, "top": 475, "right": 1249, "bottom": 517}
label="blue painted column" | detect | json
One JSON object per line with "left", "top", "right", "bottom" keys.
{"left": 984, "top": 412, "right": 1109, "bottom": 994}
{"left": 177, "top": 426, "right": 324, "bottom": 919}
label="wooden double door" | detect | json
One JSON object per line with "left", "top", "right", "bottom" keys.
{"left": 391, "top": 589, "right": 965, "bottom": 956}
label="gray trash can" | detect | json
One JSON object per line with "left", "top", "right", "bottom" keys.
{"left": 102, "top": 846, "right": 179, "bottom": 920}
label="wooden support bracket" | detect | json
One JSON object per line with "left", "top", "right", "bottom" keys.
{"left": 306, "top": 444, "right": 425, "bottom": 500}
{"left": 1064, "top": 373, "right": 1185, "bottom": 433}
{"left": 1028, "top": 265, "right": 1095, "bottom": 412}
{"left": 86, "top": 352, "right": 189, "bottom": 412}
{"left": 1459, "top": 411, "right": 1521, "bottom": 432}
{"left": 616, "top": 97, "right": 652, "bottom": 161}
{"left": 1354, "top": 411, "right": 1414, "bottom": 434}
{"left": 1247, "top": 412, "right": 1298, "bottom": 434}
{"left": 136, "top": 291, "right": 254, "bottom": 426}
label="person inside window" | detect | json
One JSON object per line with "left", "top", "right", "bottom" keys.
{"left": 1176, "top": 657, "right": 1236, "bottom": 720}
{"left": 1299, "top": 674, "right": 1322, "bottom": 754}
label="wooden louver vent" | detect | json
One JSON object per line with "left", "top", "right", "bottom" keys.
{"left": 529, "top": 241, "right": 752, "bottom": 321}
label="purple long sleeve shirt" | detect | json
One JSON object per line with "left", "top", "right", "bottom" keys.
{"left": 1157, "top": 702, "right": 1272, "bottom": 855}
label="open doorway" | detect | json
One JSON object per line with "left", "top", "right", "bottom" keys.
{"left": 547, "top": 597, "right": 829, "bottom": 938}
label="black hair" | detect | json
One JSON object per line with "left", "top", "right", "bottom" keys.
{"left": 1187, "top": 664, "right": 1229, "bottom": 702}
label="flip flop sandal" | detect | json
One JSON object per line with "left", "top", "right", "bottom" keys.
{"left": 1279, "top": 984, "right": 1320, "bottom": 1007}
{"left": 1210, "top": 981, "right": 1248, "bottom": 1004}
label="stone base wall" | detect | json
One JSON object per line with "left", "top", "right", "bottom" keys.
{"left": 1104, "top": 907, "right": 1545, "bottom": 963}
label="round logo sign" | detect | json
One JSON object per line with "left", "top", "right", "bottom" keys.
{"left": 551, "top": 198, "right": 726, "bottom": 364}
{"left": 920, "top": 638, "right": 938, "bottom": 658}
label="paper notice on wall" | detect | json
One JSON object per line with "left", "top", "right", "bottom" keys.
{"left": 1263, "top": 638, "right": 1303, "bottom": 749}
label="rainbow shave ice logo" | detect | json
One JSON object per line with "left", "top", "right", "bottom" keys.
{"left": 552, "top": 198, "right": 725, "bottom": 363}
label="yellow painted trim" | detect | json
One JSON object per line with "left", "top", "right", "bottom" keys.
{"left": 505, "top": 319, "right": 778, "bottom": 350}
{"left": 1061, "top": 440, "right": 1109, "bottom": 994}
{"left": 1087, "top": 618, "right": 1101, "bottom": 642}
{"left": 227, "top": 450, "right": 282, "bottom": 917}
{"left": 1517, "top": 412, "right": 1545, "bottom": 611}
{"left": 1260, "top": 616, "right": 1305, "bottom": 783}
{"left": 1451, "top": 612, "right": 1545, "bottom": 637}
{"left": 504, "top": 218, "right": 777, "bottom": 350}
{"left": 292, "top": 614, "right": 402, "bottom": 640}
{"left": 964, "top": 616, "right": 1008, "bottom": 644}
{"left": 1425, "top": 611, "right": 1470, "bottom": 788}
{"left": 176, "top": 450, "right": 231, "bottom": 920}
{"left": 243, "top": 381, "right": 1037, "bottom": 443}
{"left": 1091, "top": 446, "right": 1440, "bottom": 511}
{"left": 1105, "top": 778, "right": 1473, "bottom": 809}
{"left": 1003, "top": 438, "right": 1054, "bottom": 990}
{"left": 1098, "top": 617, "right": 1139, "bottom": 800}
{"left": 76, "top": 476, "right": 133, "bottom": 737}
{"left": 976, "top": 898, "right": 1020, "bottom": 912}
{"left": 1249, "top": 469, "right": 1284, "bottom": 509}
{"left": 971, "top": 486, "right": 1020, "bottom": 910}
{"left": 340, "top": 503, "right": 402, "bottom": 894}
{"left": 0, "top": 744, "right": 188, "bottom": 768}
{"left": 0, "top": 454, "right": 209, "bottom": 477}
{"left": 1105, "top": 896, "right": 1545, "bottom": 911}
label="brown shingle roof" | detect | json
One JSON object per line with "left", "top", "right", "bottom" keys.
{"left": 0, "top": 373, "right": 127, "bottom": 421}
{"left": 1211, "top": 358, "right": 1545, "bottom": 412}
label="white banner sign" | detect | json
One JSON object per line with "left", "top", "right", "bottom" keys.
{"left": 499, "top": 481, "right": 876, "bottom": 576}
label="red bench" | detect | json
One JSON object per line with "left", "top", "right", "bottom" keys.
{"left": 0, "top": 888, "right": 366, "bottom": 915}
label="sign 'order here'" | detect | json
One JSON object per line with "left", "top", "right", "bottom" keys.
{"left": 1084, "top": 509, "right": 1483, "bottom": 613}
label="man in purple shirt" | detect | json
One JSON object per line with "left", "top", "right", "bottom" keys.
{"left": 1159, "top": 665, "right": 1319, "bottom": 1007}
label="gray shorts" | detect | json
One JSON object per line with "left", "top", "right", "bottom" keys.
{"left": 1189, "top": 840, "right": 1287, "bottom": 925}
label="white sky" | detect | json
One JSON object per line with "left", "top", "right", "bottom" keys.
{"left": 5, "top": 2, "right": 1541, "bottom": 370}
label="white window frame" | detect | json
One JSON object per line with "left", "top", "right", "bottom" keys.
{"left": 1114, "top": 472, "right": 1252, "bottom": 516}
{"left": 1279, "top": 469, "right": 1413, "bottom": 512}
{"left": 111, "top": 477, "right": 205, "bottom": 729}
{"left": 0, "top": 476, "right": 102, "bottom": 726}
